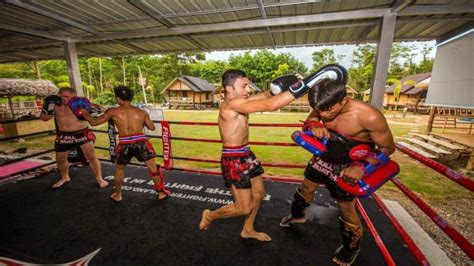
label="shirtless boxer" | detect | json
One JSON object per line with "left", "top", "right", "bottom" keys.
{"left": 279, "top": 79, "right": 396, "bottom": 265}
{"left": 198, "top": 69, "right": 322, "bottom": 241}
{"left": 40, "top": 87, "right": 108, "bottom": 189}
{"left": 80, "top": 86, "right": 170, "bottom": 202}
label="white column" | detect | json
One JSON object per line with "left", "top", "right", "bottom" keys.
{"left": 370, "top": 12, "right": 397, "bottom": 109}
{"left": 63, "top": 41, "right": 84, "bottom": 96}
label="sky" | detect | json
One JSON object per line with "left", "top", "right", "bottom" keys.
{"left": 205, "top": 41, "right": 437, "bottom": 70}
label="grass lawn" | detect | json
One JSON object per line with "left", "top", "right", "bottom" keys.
{"left": 1, "top": 110, "right": 471, "bottom": 203}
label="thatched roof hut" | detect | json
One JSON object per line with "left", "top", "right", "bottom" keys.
{"left": 0, "top": 79, "right": 58, "bottom": 97}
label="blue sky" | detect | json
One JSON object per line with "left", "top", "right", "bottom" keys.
{"left": 205, "top": 41, "right": 437, "bottom": 70}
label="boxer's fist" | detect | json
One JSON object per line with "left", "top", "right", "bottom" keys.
{"left": 340, "top": 166, "right": 365, "bottom": 185}
{"left": 68, "top": 97, "right": 92, "bottom": 119}
{"left": 42, "top": 95, "right": 61, "bottom": 115}
{"left": 270, "top": 74, "right": 300, "bottom": 95}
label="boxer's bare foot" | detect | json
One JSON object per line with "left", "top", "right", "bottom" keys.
{"left": 97, "top": 179, "right": 109, "bottom": 188}
{"left": 240, "top": 230, "right": 272, "bottom": 242}
{"left": 199, "top": 209, "right": 212, "bottom": 230}
{"left": 110, "top": 192, "right": 122, "bottom": 202}
{"left": 157, "top": 189, "right": 170, "bottom": 200}
{"left": 52, "top": 177, "right": 70, "bottom": 188}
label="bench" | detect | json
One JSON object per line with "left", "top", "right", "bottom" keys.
{"left": 412, "top": 134, "right": 466, "bottom": 150}
{"left": 405, "top": 138, "right": 451, "bottom": 155}
{"left": 397, "top": 141, "right": 437, "bottom": 158}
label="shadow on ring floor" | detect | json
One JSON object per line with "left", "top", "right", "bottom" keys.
{"left": 0, "top": 161, "right": 417, "bottom": 265}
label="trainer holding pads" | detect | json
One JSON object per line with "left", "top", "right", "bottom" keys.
{"left": 40, "top": 87, "right": 108, "bottom": 188}
{"left": 279, "top": 75, "right": 396, "bottom": 265}
{"left": 79, "top": 86, "right": 170, "bottom": 202}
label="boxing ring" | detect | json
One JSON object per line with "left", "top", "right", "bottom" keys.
{"left": 1, "top": 117, "right": 473, "bottom": 265}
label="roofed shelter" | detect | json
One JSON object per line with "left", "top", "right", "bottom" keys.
{"left": 161, "top": 76, "right": 215, "bottom": 109}
{"left": 0, "top": 78, "right": 58, "bottom": 137}
{"left": 0, "top": 1, "right": 472, "bottom": 110}
{"left": 0, "top": 78, "right": 58, "bottom": 118}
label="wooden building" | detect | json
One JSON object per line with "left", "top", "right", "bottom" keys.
{"left": 383, "top": 72, "right": 431, "bottom": 109}
{"left": 161, "top": 76, "right": 215, "bottom": 109}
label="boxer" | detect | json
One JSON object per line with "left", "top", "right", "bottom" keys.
{"left": 279, "top": 78, "right": 396, "bottom": 265}
{"left": 79, "top": 86, "right": 170, "bottom": 202}
{"left": 199, "top": 66, "right": 346, "bottom": 241}
{"left": 40, "top": 87, "right": 108, "bottom": 189}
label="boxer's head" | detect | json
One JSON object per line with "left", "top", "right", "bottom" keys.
{"left": 221, "top": 69, "right": 250, "bottom": 98}
{"left": 308, "top": 79, "right": 347, "bottom": 121}
{"left": 114, "top": 86, "right": 134, "bottom": 105}
{"left": 58, "top": 87, "right": 77, "bottom": 105}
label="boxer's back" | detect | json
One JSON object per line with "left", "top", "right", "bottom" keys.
{"left": 111, "top": 105, "right": 148, "bottom": 135}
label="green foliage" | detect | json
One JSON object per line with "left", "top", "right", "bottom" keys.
{"left": 310, "top": 48, "right": 337, "bottom": 72}
{"left": 94, "top": 91, "right": 115, "bottom": 106}
{"left": 227, "top": 50, "right": 307, "bottom": 90}
{"left": 348, "top": 44, "right": 376, "bottom": 93}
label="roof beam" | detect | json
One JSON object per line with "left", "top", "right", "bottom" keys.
{"left": 0, "top": 23, "right": 67, "bottom": 41}
{"left": 256, "top": 0, "right": 276, "bottom": 49}
{"left": 399, "top": 4, "right": 474, "bottom": 16}
{"left": 127, "top": 0, "right": 207, "bottom": 50}
{"left": 190, "top": 21, "right": 375, "bottom": 40}
{"left": 390, "top": 0, "right": 414, "bottom": 13}
{"left": 4, "top": 0, "right": 100, "bottom": 35}
{"left": 127, "top": 0, "right": 174, "bottom": 28}
{"left": 146, "top": 0, "right": 324, "bottom": 19}
{"left": 76, "top": 8, "right": 389, "bottom": 42}
{"left": 4, "top": 0, "right": 153, "bottom": 55}
{"left": 437, "top": 21, "right": 474, "bottom": 44}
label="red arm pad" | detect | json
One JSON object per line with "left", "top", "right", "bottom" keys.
{"left": 336, "top": 160, "right": 400, "bottom": 197}
{"left": 291, "top": 130, "right": 327, "bottom": 156}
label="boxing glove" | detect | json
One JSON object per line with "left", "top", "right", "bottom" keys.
{"left": 41, "top": 95, "right": 62, "bottom": 115}
{"left": 270, "top": 74, "right": 300, "bottom": 95}
{"left": 289, "top": 64, "right": 348, "bottom": 98}
{"left": 68, "top": 96, "right": 92, "bottom": 118}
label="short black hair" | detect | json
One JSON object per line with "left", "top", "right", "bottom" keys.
{"left": 58, "top": 87, "right": 76, "bottom": 94}
{"left": 222, "top": 69, "right": 247, "bottom": 88}
{"left": 114, "top": 86, "right": 134, "bottom": 101}
{"left": 308, "top": 79, "right": 346, "bottom": 111}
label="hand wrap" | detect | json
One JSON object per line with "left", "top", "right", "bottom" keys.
{"left": 336, "top": 151, "right": 399, "bottom": 197}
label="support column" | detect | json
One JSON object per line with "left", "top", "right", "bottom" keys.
{"left": 63, "top": 41, "right": 84, "bottom": 96}
{"left": 369, "top": 12, "right": 397, "bottom": 109}
{"left": 426, "top": 106, "right": 437, "bottom": 133}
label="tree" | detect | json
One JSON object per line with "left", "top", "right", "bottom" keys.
{"left": 348, "top": 44, "right": 376, "bottom": 94}
{"left": 310, "top": 48, "right": 337, "bottom": 72}
{"left": 189, "top": 60, "right": 226, "bottom": 84}
{"left": 228, "top": 50, "right": 307, "bottom": 89}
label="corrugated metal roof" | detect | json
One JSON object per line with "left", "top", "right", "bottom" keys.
{"left": 0, "top": 0, "right": 472, "bottom": 63}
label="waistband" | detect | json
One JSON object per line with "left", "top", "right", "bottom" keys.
{"left": 57, "top": 127, "right": 89, "bottom": 135}
{"left": 222, "top": 144, "right": 249, "bottom": 156}
{"left": 119, "top": 133, "right": 147, "bottom": 144}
